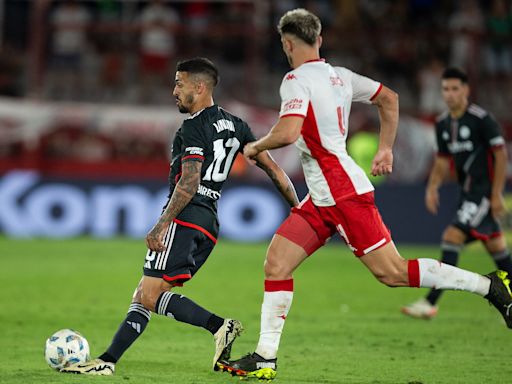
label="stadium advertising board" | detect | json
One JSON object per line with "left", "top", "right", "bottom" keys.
{"left": 0, "top": 171, "right": 288, "bottom": 241}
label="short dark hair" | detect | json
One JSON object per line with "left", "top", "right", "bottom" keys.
{"left": 441, "top": 67, "right": 468, "bottom": 83}
{"left": 176, "top": 57, "right": 219, "bottom": 87}
{"left": 278, "top": 8, "right": 321, "bottom": 46}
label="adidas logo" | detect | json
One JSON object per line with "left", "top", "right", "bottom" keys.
{"left": 256, "top": 362, "right": 276, "bottom": 369}
{"left": 127, "top": 321, "right": 141, "bottom": 333}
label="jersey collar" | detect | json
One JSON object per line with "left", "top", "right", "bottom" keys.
{"left": 186, "top": 104, "right": 217, "bottom": 120}
{"left": 304, "top": 58, "right": 325, "bottom": 64}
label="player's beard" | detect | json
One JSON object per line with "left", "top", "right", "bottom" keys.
{"left": 177, "top": 94, "right": 194, "bottom": 113}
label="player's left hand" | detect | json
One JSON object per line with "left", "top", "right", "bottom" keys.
{"left": 243, "top": 142, "right": 259, "bottom": 164}
{"left": 491, "top": 193, "right": 507, "bottom": 219}
{"left": 371, "top": 148, "right": 393, "bottom": 176}
{"left": 145, "top": 221, "right": 169, "bottom": 253}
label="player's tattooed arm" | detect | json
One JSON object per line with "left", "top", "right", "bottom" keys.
{"left": 255, "top": 150, "right": 299, "bottom": 208}
{"left": 146, "top": 161, "right": 201, "bottom": 252}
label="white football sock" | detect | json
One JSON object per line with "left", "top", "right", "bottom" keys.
{"left": 417, "top": 258, "right": 490, "bottom": 296}
{"left": 255, "top": 279, "right": 293, "bottom": 360}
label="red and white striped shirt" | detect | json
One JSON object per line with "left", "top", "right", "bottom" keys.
{"left": 279, "top": 59, "right": 382, "bottom": 206}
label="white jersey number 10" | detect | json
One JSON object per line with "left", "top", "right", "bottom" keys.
{"left": 203, "top": 138, "right": 240, "bottom": 182}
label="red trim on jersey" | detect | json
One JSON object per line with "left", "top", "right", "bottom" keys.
{"left": 182, "top": 154, "right": 205, "bottom": 162}
{"left": 301, "top": 102, "right": 357, "bottom": 200}
{"left": 173, "top": 219, "right": 217, "bottom": 244}
{"left": 491, "top": 144, "right": 505, "bottom": 151}
{"left": 265, "top": 279, "right": 294, "bottom": 292}
{"left": 408, "top": 259, "right": 420, "bottom": 287}
{"left": 281, "top": 113, "right": 306, "bottom": 119}
{"left": 370, "top": 83, "right": 383, "bottom": 101}
{"left": 304, "top": 58, "right": 325, "bottom": 63}
{"left": 174, "top": 172, "right": 182, "bottom": 183}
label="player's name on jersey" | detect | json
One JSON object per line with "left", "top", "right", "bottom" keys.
{"left": 213, "top": 119, "right": 235, "bottom": 133}
{"left": 197, "top": 184, "right": 221, "bottom": 200}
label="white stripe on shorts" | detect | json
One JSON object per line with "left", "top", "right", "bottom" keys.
{"left": 155, "top": 223, "right": 173, "bottom": 270}
{"left": 159, "top": 222, "right": 177, "bottom": 271}
{"left": 363, "top": 237, "right": 386, "bottom": 255}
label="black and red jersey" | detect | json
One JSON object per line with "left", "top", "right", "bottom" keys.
{"left": 436, "top": 103, "right": 505, "bottom": 198}
{"left": 167, "top": 104, "right": 256, "bottom": 240}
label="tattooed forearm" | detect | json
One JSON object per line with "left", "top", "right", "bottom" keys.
{"left": 159, "top": 161, "right": 201, "bottom": 225}
{"left": 256, "top": 158, "right": 299, "bottom": 208}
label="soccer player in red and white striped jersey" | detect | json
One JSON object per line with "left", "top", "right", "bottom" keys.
{"left": 216, "top": 8, "right": 512, "bottom": 381}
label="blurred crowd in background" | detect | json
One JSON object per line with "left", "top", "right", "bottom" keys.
{"left": 1, "top": 0, "right": 512, "bottom": 183}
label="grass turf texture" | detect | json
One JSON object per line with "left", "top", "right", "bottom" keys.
{"left": 0, "top": 237, "right": 510, "bottom": 384}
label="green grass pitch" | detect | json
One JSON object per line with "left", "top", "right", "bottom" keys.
{"left": 0, "top": 237, "right": 510, "bottom": 384}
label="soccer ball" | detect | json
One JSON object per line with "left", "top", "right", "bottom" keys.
{"left": 44, "top": 329, "right": 90, "bottom": 370}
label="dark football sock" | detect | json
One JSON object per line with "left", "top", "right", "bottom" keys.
{"left": 100, "top": 303, "right": 151, "bottom": 363}
{"left": 492, "top": 249, "right": 512, "bottom": 275}
{"left": 155, "top": 291, "right": 224, "bottom": 334}
{"left": 426, "top": 242, "right": 461, "bottom": 305}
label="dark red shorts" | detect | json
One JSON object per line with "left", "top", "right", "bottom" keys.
{"left": 276, "top": 192, "right": 391, "bottom": 257}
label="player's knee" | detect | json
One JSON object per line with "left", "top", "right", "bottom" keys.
{"left": 442, "top": 226, "right": 465, "bottom": 245}
{"left": 264, "top": 252, "right": 292, "bottom": 280}
{"left": 375, "top": 274, "right": 400, "bottom": 287}
{"left": 140, "top": 290, "right": 162, "bottom": 312}
{"left": 372, "top": 265, "right": 408, "bottom": 287}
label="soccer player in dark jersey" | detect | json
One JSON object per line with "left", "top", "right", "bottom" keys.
{"left": 402, "top": 67, "right": 511, "bottom": 319}
{"left": 61, "top": 57, "right": 299, "bottom": 375}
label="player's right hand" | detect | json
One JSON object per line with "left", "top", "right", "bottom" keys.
{"left": 145, "top": 221, "right": 169, "bottom": 252}
{"left": 425, "top": 188, "right": 439, "bottom": 215}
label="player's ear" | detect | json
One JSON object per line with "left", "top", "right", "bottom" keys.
{"left": 195, "top": 80, "right": 206, "bottom": 95}
{"left": 317, "top": 35, "right": 322, "bottom": 49}
{"left": 283, "top": 36, "right": 293, "bottom": 52}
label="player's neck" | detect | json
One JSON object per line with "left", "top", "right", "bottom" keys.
{"left": 449, "top": 100, "right": 468, "bottom": 119}
{"left": 189, "top": 97, "right": 214, "bottom": 115}
{"left": 291, "top": 50, "right": 320, "bottom": 69}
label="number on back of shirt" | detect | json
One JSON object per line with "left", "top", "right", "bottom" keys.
{"left": 203, "top": 138, "right": 240, "bottom": 182}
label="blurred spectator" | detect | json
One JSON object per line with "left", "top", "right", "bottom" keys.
{"left": 417, "top": 57, "right": 446, "bottom": 118}
{"left": 46, "top": 0, "right": 91, "bottom": 101}
{"left": 483, "top": 0, "right": 512, "bottom": 78}
{"left": 0, "top": 0, "right": 511, "bottom": 126}
{"left": 137, "top": 0, "right": 179, "bottom": 104}
{"left": 181, "top": 2, "right": 210, "bottom": 56}
{"left": 95, "top": 0, "right": 125, "bottom": 102}
{"left": 43, "top": 126, "right": 106, "bottom": 160}
{"left": 0, "top": 44, "right": 24, "bottom": 97}
{"left": 448, "top": 0, "right": 484, "bottom": 76}
{"left": 72, "top": 130, "right": 111, "bottom": 162}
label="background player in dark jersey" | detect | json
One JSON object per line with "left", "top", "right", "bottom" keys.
{"left": 61, "top": 57, "right": 299, "bottom": 375}
{"left": 402, "top": 67, "right": 511, "bottom": 319}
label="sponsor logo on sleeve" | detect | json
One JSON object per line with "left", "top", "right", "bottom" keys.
{"left": 283, "top": 98, "right": 303, "bottom": 113}
{"left": 285, "top": 73, "right": 297, "bottom": 81}
{"left": 185, "top": 147, "right": 204, "bottom": 156}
